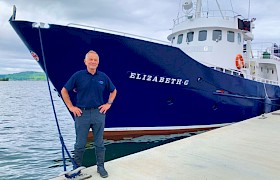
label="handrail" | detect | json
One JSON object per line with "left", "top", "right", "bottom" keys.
{"left": 250, "top": 42, "right": 280, "bottom": 60}
{"left": 209, "top": 66, "right": 279, "bottom": 86}
{"left": 173, "top": 10, "right": 241, "bottom": 26}
{"left": 250, "top": 75, "right": 279, "bottom": 85}
{"left": 67, "top": 23, "right": 170, "bottom": 45}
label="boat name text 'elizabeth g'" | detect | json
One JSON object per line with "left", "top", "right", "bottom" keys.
{"left": 128, "top": 72, "right": 189, "bottom": 86}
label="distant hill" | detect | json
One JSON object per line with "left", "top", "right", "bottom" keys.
{"left": 0, "top": 71, "right": 46, "bottom": 81}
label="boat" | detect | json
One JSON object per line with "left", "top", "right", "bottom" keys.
{"left": 9, "top": 0, "right": 280, "bottom": 140}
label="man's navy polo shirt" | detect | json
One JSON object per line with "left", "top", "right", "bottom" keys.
{"left": 64, "top": 69, "right": 116, "bottom": 108}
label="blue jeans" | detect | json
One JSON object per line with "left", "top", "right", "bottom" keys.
{"left": 73, "top": 108, "right": 106, "bottom": 167}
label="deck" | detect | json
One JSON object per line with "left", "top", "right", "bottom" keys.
{"left": 51, "top": 110, "right": 280, "bottom": 180}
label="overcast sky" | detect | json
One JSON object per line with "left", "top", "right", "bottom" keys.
{"left": 0, "top": 0, "right": 279, "bottom": 74}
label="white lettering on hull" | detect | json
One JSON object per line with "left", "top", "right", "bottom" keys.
{"left": 128, "top": 72, "right": 189, "bottom": 86}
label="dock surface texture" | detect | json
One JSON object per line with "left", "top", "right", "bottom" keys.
{"left": 51, "top": 110, "right": 280, "bottom": 180}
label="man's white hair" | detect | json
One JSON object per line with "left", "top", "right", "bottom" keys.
{"left": 85, "top": 50, "right": 99, "bottom": 59}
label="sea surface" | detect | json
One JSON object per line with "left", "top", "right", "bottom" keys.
{"left": 0, "top": 81, "right": 204, "bottom": 180}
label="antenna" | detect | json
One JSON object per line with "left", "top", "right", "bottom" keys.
{"left": 248, "top": 0, "right": 251, "bottom": 19}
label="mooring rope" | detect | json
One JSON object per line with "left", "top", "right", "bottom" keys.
{"left": 37, "top": 26, "right": 78, "bottom": 171}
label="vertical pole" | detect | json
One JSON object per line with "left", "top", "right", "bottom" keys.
{"left": 195, "top": 0, "right": 202, "bottom": 18}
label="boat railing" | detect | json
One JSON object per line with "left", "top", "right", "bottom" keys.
{"left": 67, "top": 23, "right": 170, "bottom": 45}
{"left": 249, "top": 75, "right": 279, "bottom": 85}
{"left": 173, "top": 10, "right": 240, "bottom": 26}
{"left": 250, "top": 42, "right": 280, "bottom": 60}
{"left": 210, "top": 66, "right": 244, "bottom": 77}
{"left": 209, "top": 65, "right": 279, "bottom": 86}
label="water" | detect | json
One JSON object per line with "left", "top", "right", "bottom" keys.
{"left": 0, "top": 81, "right": 204, "bottom": 180}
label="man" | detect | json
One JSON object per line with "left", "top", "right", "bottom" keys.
{"left": 61, "top": 50, "right": 117, "bottom": 178}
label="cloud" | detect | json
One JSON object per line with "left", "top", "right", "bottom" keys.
{"left": 0, "top": 57, "right": 42, "bottom": 74}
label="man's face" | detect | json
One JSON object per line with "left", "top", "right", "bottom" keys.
{"left": 84, "top": 52, "right": 99, "bottom": 70}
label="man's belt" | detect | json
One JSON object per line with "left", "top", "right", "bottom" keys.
{"left": 79, "top": 107, "right": 99, "bottom": 110}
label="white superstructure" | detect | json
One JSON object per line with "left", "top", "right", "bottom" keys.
{"left": 168, "top": 0, "right": 280, "bottom": 86}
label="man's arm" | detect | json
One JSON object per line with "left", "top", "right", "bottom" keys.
{"left": 61, "top": 87, "right": 82, "bottom": 117}
{"left": 99, "top": 89, "right": 117, "bottom": 114}
{"left": 108, "top": 89, "right": 117, "bottom": 104}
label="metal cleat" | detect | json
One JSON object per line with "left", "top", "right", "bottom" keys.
{"left": 59, "top": 167, "right": 92, "bottom": 180}
{"left": 259, "top": 114, "right": 267, "bottom": 119}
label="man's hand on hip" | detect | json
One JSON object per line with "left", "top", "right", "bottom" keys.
{"left": 69, "top": 106, "right": 82, "bottom": 117}
{"left": 99, "top": 104, "right": 111, "bottom": 114}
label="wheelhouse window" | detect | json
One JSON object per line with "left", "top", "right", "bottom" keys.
{"left": 171, "top": 37, "right": 175, "bottom": 44}
{"left": 237, "top": 33, "right": 241, "bottom": 44}
{"left": 227, "top": 31, "right": 234, "bottom": 42}
{"left": 198, "top": 30, "right": 207, "bottom": 41}
{"left": 177, "top": 34, "right": 183, "bottom": 44}
{"left": 186, "top": 32, "right": 194, "bottom": 42}
{"left": 212, "top": 30, "right": 222, "bottom": 41}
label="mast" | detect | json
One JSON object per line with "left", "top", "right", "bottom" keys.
{"left": 195, "top": 0, "right": 202, "bottom": 18}
{"left": 215, "top": 0, "right": 224, "bottom": 19}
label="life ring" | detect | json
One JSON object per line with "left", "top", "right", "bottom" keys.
{"left": 235, "top": 54, "right": 244, "bottom": 69}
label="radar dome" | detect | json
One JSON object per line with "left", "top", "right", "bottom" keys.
{"left": 183, "top": 0, "right": 193, "bottom": 10}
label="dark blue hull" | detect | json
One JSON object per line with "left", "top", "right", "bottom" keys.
{"left": 10, "top": 20, "right": 280, "bottom": 131}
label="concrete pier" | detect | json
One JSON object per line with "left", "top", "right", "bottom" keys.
{"left": 51, "top": 110, "right": 280, "bottom": 180}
